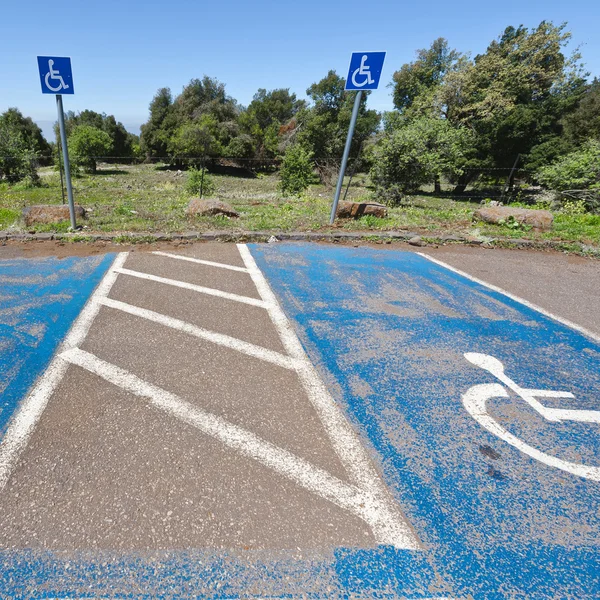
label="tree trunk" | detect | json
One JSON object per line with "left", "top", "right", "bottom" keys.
{"left": 453, "top": 172, "right": 475, "bottom": 195}
{"left": 434, "top": 176, "right": 441, "bottom": 194}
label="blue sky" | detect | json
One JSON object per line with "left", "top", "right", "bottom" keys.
{"left": 1, "top": 0, "right": 598, "bottom": 141}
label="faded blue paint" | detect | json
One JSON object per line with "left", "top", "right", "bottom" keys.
{"left": 250, "top": 243, "right": 600, "bottom": 600}
{"left": 0, "top": 548, "right": 441, "bottom": 598}
{"left": 0, "top": 254, "right": 114, "bottom": 437}
{"left": 1, "top": 244, "right": 599, "bottom": 597}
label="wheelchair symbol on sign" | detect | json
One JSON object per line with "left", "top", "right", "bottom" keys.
{"left": 44, "top": 59, "right": 69, "bottom": 93}
{"left": 462, "top": 352, "right": 600, "bottom": 481}
{"left": 351, "top": 55, "right": 375, "bottom": 88}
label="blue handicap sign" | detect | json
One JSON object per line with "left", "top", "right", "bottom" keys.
{"left": 37, "top": 56, "right": 74, "bottom": 95}
{"left": 345, "top": 52, "right": 386, "bottom": 90}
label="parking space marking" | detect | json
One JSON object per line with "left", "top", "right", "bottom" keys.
{"left": 99, "top": 297, "right": 297, "bottom": 370}
{"left": 239, "top": 244, "right": 419, "bottom": 512}
{"left": 61, "top": 346, "right": 409, "bottom": 539}
{"left": 419, "top": 252, "right": 600, "bottom": 344}
{"left": 0, "top": 244, "right": 420, "bottom": 550}
{"left": 115, "top": 267, "right": 269, "bottom": 308}
{"left": 0, "top": 252, "right": 128, "bottom": 490}
{"left": 152, "top": 251, "right": 250, "bottom": 273}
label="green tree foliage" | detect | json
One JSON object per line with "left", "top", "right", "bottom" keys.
{"left": 386, "top": 23, "right": 587, "bottom": 195}
{"left": 295, "top": 70, "right": 380, "bottom": 165}
{"left": 168, "top": 116, "right": 224, "bottom": 161}
{"left": 391, "top": 38, "right": 462, "bottom": 113}
{"left": 537, "top": 139, "right": 600, "bottom": 191}
{"left": 370, "top": 116, "right": 473, "bottom": 200}
{"left": 141, "top": 77, "right": 240, "bottom": 161}
{"left": 1, "top": 108, "right": 51, "bottom": 157}
{"left": 238, "top": 88, "right": 305, "bottom": 157}
{"left": 225, "top": 134, "right": 256, "bottom": 159}
{"left": 140, "top": 87, "right": 175, "bottom": 157}
{"left": 279, "top": 144, "right": 314, "bottom": 196}
{"left": 68, "top": 125, "right": 113, "bottom": 173}
{"left": 443, "top": 23, "right": 586, "bottom": 173}
{"left": 562, "top": 78, "right": 600, "bottom": 146}
{"left": 59, "top": 110, "right": 136, "bottom": 159}
{"left": 0, "top": 108, "right": 48, "bottom": 184}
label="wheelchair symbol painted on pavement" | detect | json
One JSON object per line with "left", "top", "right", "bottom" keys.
{"left": 351, "top": 55, "right": 375, "bottom": 88}
{"left": 44, "top": 59, "right": 69, "bottom": 93}
{"left": 463, "top": 353, "right": 600, "bottom": 481}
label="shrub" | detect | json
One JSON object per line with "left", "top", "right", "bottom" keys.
{"left": 186, "top": 168, "right": 216, "bottom": 196}
{"left": 0, "top": 124, "right": 40, "bottom": 185}
{"left": 279, "top": 145, "right": 314, "bottom": 196}
{"left": 370, "top": 117, "right": 472, "bottom": 201}
{"left": 537, "top": 140, "right": 600, "bottom": 192}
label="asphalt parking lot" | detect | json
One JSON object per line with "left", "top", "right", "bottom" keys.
{"left": 0, "top": 242, "right": 598, "bottom": 598}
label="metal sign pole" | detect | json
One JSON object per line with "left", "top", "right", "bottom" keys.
{"left": 329, "top": 90, "right": 363, "bottom": 224}
{"left": 56, "top": 94, "right": 76, "bottom": 228}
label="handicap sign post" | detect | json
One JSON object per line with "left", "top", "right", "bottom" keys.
{"left": 329, "top": 52, "right": 386, "bottom": 224}
{"left": 37, "top": 56, "right": 77, "bottom": 229}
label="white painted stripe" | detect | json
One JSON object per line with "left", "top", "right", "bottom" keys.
{"left": 115, "top": 268, "right": 269, "bottom": 309}
{"left": 152, "top": 251, "right": 249, "bottom": 273}
{"left": 61, "top": 347, "right": 418, "bottom": 548}
{"left": 524, "top": 390, "right": 575, "bottom": 399}
{"left": 0, "top": 252, "right": 129, "bottom": 491}
{"left": 100, "top": 297, "right": 298, "bottom": 371}
{"left": 418, "top": 252, "right": 600, "bottom": 344}
{"left": 237, "top": 244, "right": 420, "bottom": 548}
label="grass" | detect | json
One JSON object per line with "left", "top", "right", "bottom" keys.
{"left": 0, "top": 163, "right": 598, "bottom": 248}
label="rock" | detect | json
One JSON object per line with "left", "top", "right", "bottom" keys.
{"left": 474, "top": 206, "right": 553, "bottom": 231}
{"left": 336, "top": 201, "right": 387, "bottom": 219}
{"left": 186, "top": 198, "right": 239, "bottom": 218}
{"left": 267, "top": 235, "right": 279, "bottom": 243}
{"left": 408, "top": 236, "right": 424, "bottom": 247}
{"left": 23, "top": 204, "right": 86, "bottom": 226}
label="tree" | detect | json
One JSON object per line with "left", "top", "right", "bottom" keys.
{"left": 391, "top": 38, "right": 462, "bottom": 113}
{"left": 418, "top": 21, "right": 588, "bottom": 191}
{"left": 370, "top": 116, "right": 473, "bottom": 200}
{"left": 168, "top": 116, "right": 224, "bottom": 163}
{"left": 295, "top": 70, "right": 380, "bottom": 168}
{"left": 140, "top": 88, "right": 175, "bottom": 157}
{"left": 239, "top": 88, "right": 305, "bottom": 157}
{"left": 68, "top": 125, "right": 113, "bottom": 173}
{"left": 141, "top": 78, "right": 240, "bottom": 161}
{"left": 562, "top": 78, "right": 600, "bottom": 146}
{"left": 225, "top": 134, "right": 256, "bottom": 159}
{"left": 59, "top": 109, "right": 136, "bottom": 159}
{"left": 0, "top": 108, "right": 51, "bottom": 158}
{"left": 0, "top": 109, "right": 47, "bottom": 184}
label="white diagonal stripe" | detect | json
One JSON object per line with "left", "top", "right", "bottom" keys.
{"left": 0, "top": 252, "right": 129, "bottom": 490}
{"left": 61, "top": 347, "right": 418, "bottom": 548}
{"left": 237, "top": 244, "right": 419, "bottom": 547}
{"left": 152, "top": 251, "right": 249, "bottom": 273}
{"left": 115, "top": 268, "right": 269, "bottom": 308}
{"left": 99, "top": 297, "right": 298, "bottom": 370}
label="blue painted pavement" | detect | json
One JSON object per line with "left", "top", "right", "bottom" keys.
{"left": 0, "top": 254, "right": 114, "bottom": 437}
{"left": 251, "top": 243, "right": 600, "bottom": 599}
{"left": 1, "top": 245, "right": 598, "bottom": 598}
